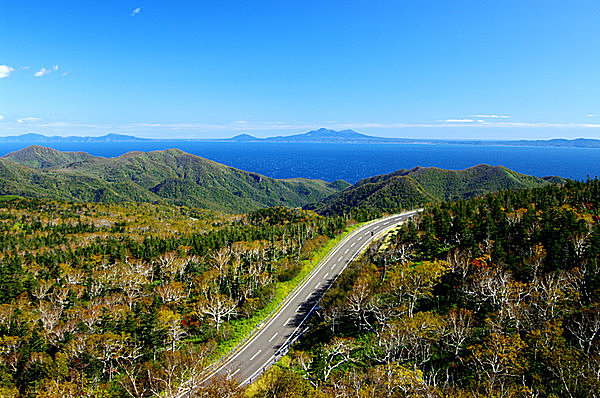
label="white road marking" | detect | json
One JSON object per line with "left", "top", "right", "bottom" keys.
{"left": 306, "top": 292, "right": 312, "bottom": 300}
{"left": 231, "top": 368, "right": 241, "bottom": 377}
{"left": 351, "top": 242, "right": 355, "bottom": 247}
{"left": 324, "top": 273, "right": 329, "bottom": 279}
{"left": 286, "top": 317, "right": 293, "bottom": 325}
{"left": 344, "top": 249, "right": 349, "bottom": 254}
{"left": 315, "top": 283, "right": 320, "bottom": 290}
{"left": 296, "top": 306, "right": 302, "bottom": 312}
{"left": 269, "top": 332, "right": 278, "bottom": 342}
{"left": 338, "top": 256, "right": 343, "bottom": 262}
{"left": 331, "top": 263, "right": 336, "bottom": 270}
{"left": 374, "top": 226, "right": 379, "bottom": 230}
{"left": 383, "top": 221, "right": 389, "bottom": 225}
{"left": 358, "top": 236, "right": 363, "bottom": 241}
{"left": 250, "top": 350, "right": 262, "bottom": 361}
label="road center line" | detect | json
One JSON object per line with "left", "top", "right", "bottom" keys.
{"left": 358, "top": 236, "right": 362, "bottom": 241}
{"left": 351, "top": 242, "right": 355, "bottom": 247}
{"left": 269, "top": 332, "right": 278, "bottom": 342}
{"left": 286, "top": 317, "right": 293, "bottom": 325}
{"left": 231, "top": 369, "right": 241, "bottom": 377}
{"left": 324, "top": 273, "right": 329, "bottom": 279}
{"left": 344, "top": 249, "right": 349, "bottom": 254}
{"left": 331, "top": 263, "right": 336, "bottom": 269}
{"left": 338, "top": 256, "right": 343, "bottom": 262}
{"left": 250, "top": 350, "right": 262, "bottom": 361}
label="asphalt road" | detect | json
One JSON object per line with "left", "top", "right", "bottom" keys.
{"left": 204, "top": 210, "right": 420, "bottom": 386}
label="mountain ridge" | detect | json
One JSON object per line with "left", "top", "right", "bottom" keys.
{"left": 0, "top": 146, "right": 349, "bottom": 213}
{"left": 305, "top": 164, "right": 564, "bottom": 216}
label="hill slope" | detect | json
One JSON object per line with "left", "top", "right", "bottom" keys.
{"left": 1, "top": 145, "right": 99, "bottom": 168}
{"left": 0, "top": 146, "right": 349, "bottom": 213}
{"left": 306, "top": 164, "right": 563, "bottom": 215}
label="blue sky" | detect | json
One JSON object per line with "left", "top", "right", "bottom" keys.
{"left": 1, "top": 1, "right": 599, "bottom": 139}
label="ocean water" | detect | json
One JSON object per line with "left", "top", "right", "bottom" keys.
{"left": 1, "top": 141, "right": 599, "bottom": 184}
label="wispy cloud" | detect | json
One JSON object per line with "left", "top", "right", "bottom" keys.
{"left": 472, "top": 114, "right": 511, "bottom": 119}
{"left": 131, "top": 7, "right": 141, "bottom": 16}
{"left": 17, "top": 117, "right": 42, "bottom": 123}
{"left": 0, "top": 65, "right": 14, "bottom": 79}
{"left": 585, "top": 114, "right": 596, "bottom": 117}
{"left": 34, "top": 65, "right": 59, "bottom": 77}
{"left": 0, "top": 115, "right": 4, "bottom": 120}
{"left": 439, "top": 119, "right": 475, "bottom": 123}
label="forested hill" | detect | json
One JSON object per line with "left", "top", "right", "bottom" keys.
{"left": 306, "top": 164, "right": 564, "bottom": 216}
{"left": 0, "top": 146, "right": 349, "bottom": 213}
{"left": 1, "top": 145, "right": 98, "bottom": 168}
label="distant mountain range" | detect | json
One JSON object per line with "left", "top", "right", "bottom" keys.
{"left": 0, "top": 133, "right": 151, "bottom": 143}
{"left": 305, "top": 164, "right": 564, "bottom": 216}
{"left": 2, "top": 129, "right": 600, "bottom": 147}
{"left": 0, "top": 145, "right": 348, "bottom": 213}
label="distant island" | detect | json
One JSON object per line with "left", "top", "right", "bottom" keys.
{"left": 2, "top": 128, "right": 600, "bottom": 148}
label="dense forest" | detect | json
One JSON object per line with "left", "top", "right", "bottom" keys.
{"left": 253, "top": 179, "right": 600, "bottom": 397}
{"left": 1, "top": 179, "right": 599, "bottom": 397}
{"left": 0, "top": 198, "right": 346, "bottom": 396}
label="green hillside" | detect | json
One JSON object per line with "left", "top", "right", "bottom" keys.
{"left": 1, "top": 145, "right": 98, "bottom": 168}
{"left": 0, "top": 146, "right": 349, "bottom": 213}
{"left": 306, "top": 164, "right": 563, "bottom": 215}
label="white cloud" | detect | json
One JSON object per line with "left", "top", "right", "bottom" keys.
{"left": 34, "top": 65, "right": 59, "bottom": 77}
{"left": 0, "top": 115, "right": 4, "bottom": 120}
{"left": 439, "top": 119, "right": 475, "bottom": 123}
{"left": 34, "top": 67, "right": 51, "bottom": 77}
{"left": 585, "top": 114, "right": 596, "bottom": 117}
{"left": 17, "top": 117, "right": 42, "bottom": 123}
{"left": 473, "top": 114, "right": 510, "bottom": 119}
{"left": 131, "top": 7, "right": 141, "bottom": 16}
{"left": 0, "top": 65, "right": 14, "bottom": 78}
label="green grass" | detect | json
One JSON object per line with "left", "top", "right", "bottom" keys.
{"left": 209, "top": 222, "right": 364, "bottom": 361}
{"left": 0, "top": 195, "right": 23, "bottom": 202}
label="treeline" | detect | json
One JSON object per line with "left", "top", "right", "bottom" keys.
{"left": 259, "top": 179, "right": 600, "bottom": 397}
{"left": 0, "top": 198, "right": 346, "bottom": 396}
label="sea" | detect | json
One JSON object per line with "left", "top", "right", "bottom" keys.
{"left": 1, "top": 141, "right": 599, "bottom": 184}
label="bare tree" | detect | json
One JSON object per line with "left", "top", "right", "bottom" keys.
{"left": 196, "top": 294, "right": 237, "bottom": 333}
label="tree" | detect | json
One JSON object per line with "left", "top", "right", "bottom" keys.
{"left": 196, "top": 294, "right": 237, "bottom": 333}
{"left": 469, "top": 333, "right": 527, "bottom": 396}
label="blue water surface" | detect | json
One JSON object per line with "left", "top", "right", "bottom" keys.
{"left": 1, "top": 141, "right": 599, "bottom": 184}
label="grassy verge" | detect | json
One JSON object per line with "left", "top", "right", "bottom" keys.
{"left": 210, "top": 222, "right": 364, "bottom": 360}
{"left": 0, "top": 195, "right": 23, "bottom": 202}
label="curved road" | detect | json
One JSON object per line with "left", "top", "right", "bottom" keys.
{"left": 204, "top": 211, "right": 420, "bottom": 386}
